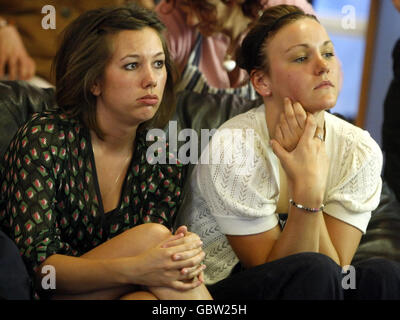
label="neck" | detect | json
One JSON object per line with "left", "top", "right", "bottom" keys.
{"left": 92, "top": 104, "right": 137, "bottom": 155}
{"left": 223, "top": 5, "right": 252, "bottom": 56}
{"left": 265, "top": 97, "right": 326, "bottom": 141}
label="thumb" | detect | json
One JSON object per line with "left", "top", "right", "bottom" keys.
{"left": 175, "top": 225, "right": 187, "bottom": 236}
{"left": 270, "top": 139, "right": 288, "bottom": 161}
{"left": 160, "top": 232, "right": 184, "bottom": 248}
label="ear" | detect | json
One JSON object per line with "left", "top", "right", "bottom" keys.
{"left": 90, "top": 80, "right": 101, "bottom": 97}
{"left": 250, "top": 69, "right": 272, "bottom": 97}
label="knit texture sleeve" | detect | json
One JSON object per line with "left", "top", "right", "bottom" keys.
{"left": 324, "top": 125, "right": 383, "bottom": 234}
{"left": 196, "top": 121, "right": 279, "bottom": 236}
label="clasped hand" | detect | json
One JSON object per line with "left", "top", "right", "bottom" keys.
{"left": 270, "top": 98, "right": 329, "bottom": 205}
{"left": 129, "top": 225, "right": 206, "bottom": 291}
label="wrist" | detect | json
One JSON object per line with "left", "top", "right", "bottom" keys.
{"left": 105, "top": 257, "right": 134, "bottom": 286}
{"left": 289, "top": 198, "right": 324, "bottom": 213}
{"left": 291, "top": 187, "right": 324, "bottom": 209}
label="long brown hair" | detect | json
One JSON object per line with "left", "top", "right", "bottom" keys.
{"left": 53, "top": 3, "right": 177, "bottom": 139}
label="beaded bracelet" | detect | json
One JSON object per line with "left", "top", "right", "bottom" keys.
{"left": 289, "top": 198, "right": 324, "bottom": 213}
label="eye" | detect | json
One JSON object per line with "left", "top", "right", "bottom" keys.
{"left": 124, "top": 62, "right": 138, "bottom": 70}
{"left": 294, "top": 56, "right": 307, "bottom": 63}
{"left": 323, "top": 52, "right": 335, "bottom": 59}
{"left": 154, "top": 60, "right": 165, "bottom": 69}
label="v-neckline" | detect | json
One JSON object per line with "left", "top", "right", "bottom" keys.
{"left": 84, "top": 127, "right": 133, "bottom": 218}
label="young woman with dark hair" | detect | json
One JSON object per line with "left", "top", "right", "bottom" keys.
{"left": 0, "top": 4, "right": 212, "bottom": 300}
{"left": 178, "top": 4, "right": 400, "bottom": 299}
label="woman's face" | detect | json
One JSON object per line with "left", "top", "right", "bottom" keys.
{"left": 177, "top": 0, "right": 234, "bottom": 36}
{"left": 93, "top": 27, "right": 167, "bottom": 127}
{"left": 264, "top": 18, "right": 340, "bottom": 113}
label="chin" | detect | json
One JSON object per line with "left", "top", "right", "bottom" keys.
{"left": 136, "top": 106, "right": 158, "bottom": 121}
{"left": 308, "top": 94, "right": 338, "bottom": 112}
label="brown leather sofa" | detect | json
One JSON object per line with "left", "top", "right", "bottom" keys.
{"left": 1, "top": 80, "right": 399, "bottom": 298}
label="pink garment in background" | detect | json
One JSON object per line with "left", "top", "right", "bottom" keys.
{"left": 155, "top": 0, "right": 316, "bottom": 89}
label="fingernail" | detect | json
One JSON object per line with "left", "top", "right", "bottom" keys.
{"left": 174, "top": 254, "right": 181, "bottom": 261}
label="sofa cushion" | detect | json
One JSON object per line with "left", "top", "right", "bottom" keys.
{"left": 173, "top": 89, "right": 262, "bottom": 136}
{"left": 353, "top": 181, "right": 400, "bottom": 263}
{"left": 0, "top": 80, "right": 55, "bottom": 159}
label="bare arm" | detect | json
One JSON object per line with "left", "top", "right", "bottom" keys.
{"left": 319, "top": 213, "right": 362, "bottom": 266}
{"left": 37, "top": 230, "right": 205, "bottom": 295}
{"left": 227, "top": 100, "right": 362, "bottom": 268}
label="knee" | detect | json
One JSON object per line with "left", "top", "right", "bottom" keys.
{"left": 135, "top": 223, "right": 172, "bottom": 243}
{"left": 120, "top": 290, "right": 158, "bottom": 300}
{"left": 296, "top": 253, "right": 343, "bottom": 290}
{"left": 302, "top": 253, "right": 343, "bottom": 299}
{"left": 299, "top": 252, "right": 341, "bottom": 276}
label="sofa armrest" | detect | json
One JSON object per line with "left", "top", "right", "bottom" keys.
{"left": 0, "top": 80, "right": 55, "bottom": 158}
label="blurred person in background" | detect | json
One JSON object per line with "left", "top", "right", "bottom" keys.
{"left": 155, "top": 0, "right": 315, "bottom": 99}
{"left": 0, "top": 0, "right": 157, "bottom": 87}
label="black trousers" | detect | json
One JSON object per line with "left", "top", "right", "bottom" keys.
{"left": 0, "top": 230, "right": 31, "bottom": 299}
{"left": 207, "top": 252, "right": 400, "bottom": 300}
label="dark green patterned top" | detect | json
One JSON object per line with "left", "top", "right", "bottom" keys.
{"left": 0, "top": 111, "right": 184, "bottom": 297}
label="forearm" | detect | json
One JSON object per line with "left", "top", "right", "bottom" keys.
{"left": 37, "top": 254, "right": 128, "bottom": 295}
{"left": 318, "top": 214, "right": 341, "bottom": 265}
{"left": 267, "top": 206, "right": 320, "bottom": 262}
{"left": 267, "top": 210, "right": 341, "bottom": 265}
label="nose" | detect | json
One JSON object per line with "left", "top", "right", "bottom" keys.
{"left": 314, "top": 56, "right": 330, "bottom": 76}
{"left": 141, "top": 64, "right": 157, "bottom": 91}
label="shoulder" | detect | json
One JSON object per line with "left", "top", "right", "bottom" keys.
{"left": 19, "top": 111, "right": 81, "bottom": 136}
{"left": 209, "top": 105, "right": 269, "bottom": 157}
{"left": 4, "top": 111, "right": 84, "bottom": 164}
{"left": 218, "top": 104, "right": 266, "bottom": 132}
{"left": 324, "top": 113, "right": 383, "bottom": 221}
{"left": 192, "top": 105, "right": 279, "bottom": 226}
{"left": 326, "top": 112, "right": 382, "bottom": 166}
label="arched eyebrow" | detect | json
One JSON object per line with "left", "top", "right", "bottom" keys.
{"left": 120, "top": 52, "right": 165, "bottom": 61}
{"left": 285, "top": 40, "right": 333, "bottom": 53}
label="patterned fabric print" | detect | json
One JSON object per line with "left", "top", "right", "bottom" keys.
{"left": 0, "top": 111, "right": 184, "bottom": 298}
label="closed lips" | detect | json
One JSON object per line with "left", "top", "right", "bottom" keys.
{"left": 314, "top": 81, "right": 333, "bottom": 89}
{"left": 137, "top": 95, "right": 159, "bottom": 105}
